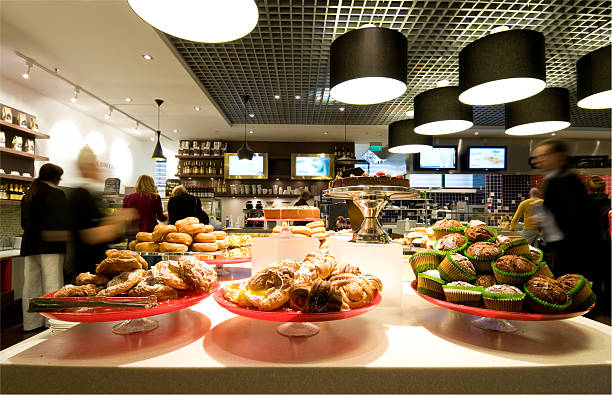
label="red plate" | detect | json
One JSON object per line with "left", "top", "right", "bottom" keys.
{"left": 214, "top": 286, "right": 381, "bottom": 322}
{"left": 39, "top": 283, "right": 219, "bottom": 323}
{"left": 202, "top": 258, "right": 251, "bottom": 265}
{"left": 411, "top": 280, "right": 593, "bottom": 321}
{"left": 247, "top": 218, "right": 321, "bottom": 222}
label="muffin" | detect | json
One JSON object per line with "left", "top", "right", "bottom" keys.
{"left": 417, "top": 269, "right": 447, "bottom": 299}
{"left": 475, "top": 274, "right": 496, "bottom": 288}
{"left": 409, "top": 251, "right": 441, "bottom": 276}
{"left": 557, "top": 274, "right": 596, "bottom": 312}
{"left": 533, "top": 262, "right": 554, "bottom": 279}
{"left": 432, "top": 219, "right": 465, "bottom": 239}
{"left": 528, "top": 245, "right": 543, "bottom": 264}
{"left": 500, "top": 238, "right": 530, "bottom": 256}
{"left": 438, "top": 253, "right": 476, "bottom": 282}
{"left": 482, "top": 284, "right": 525, "bottom": 312}
{"left": 523, "top": 276, "right": 571, "bottom": 313}
{"left": 465, "top": 242, "right": 503, "bottom": 272}
{"left": 464, "top": 225, "right": 497, "bottom": 243}
{"left": 492, "top": 255, "right": 536, "bottom": 285}
{"left": 442, "top": 281, "right": 484, "bottom": 307}
{"left": 434, "top": 233, "right": 468, "bottom": 254}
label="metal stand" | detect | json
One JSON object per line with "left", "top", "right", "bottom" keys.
{"left": 324, "top": 186, "right": 419, "bottom": 244}
{"left": 276, "top": 322, "right": 320, "bottom": 337}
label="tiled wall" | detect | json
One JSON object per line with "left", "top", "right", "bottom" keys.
{"left": 0, "top": 205, "right": 22, "bottom": 237}
{"left": 531, "top": 174, "right": 612, "bottom": 202}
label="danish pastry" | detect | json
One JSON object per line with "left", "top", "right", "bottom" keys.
{"left": 76, "top": 272, "right": 109, "bottom": 286}
{"left": 97, "top": 269, "right": 148, "bottom": 297}
{"left": 159, "top": 242, "right": 189, "bottom": 252}
{"left": 193, "top": 232, "right": 216, "bottom": 243}
{"left": 305, "top": 279, "right": 343, "bottom": 313}
{"left": 223, "top": 283, "right": 249, "bottom": 307}
{"left": 96, "top": 250, "right": 148, "bottom": 277}
{"left": 192, "top": 242, "right": 218, "bottom": 252}
{"left": 212, "top": 231, "right": 227, "bottom": 240}
{"left": 136, "top": 232, "right": 153, "bottom": 242}
{"left": 165, "top": 232, "right": 193, "bottom": 245}
{"left": 54, "top": 284, "right": 102, "bottom": 297}
{"left": 128, "top": 275, "right": 178, "bottom": 300}
{"left": 178, "top": 256, "right": 217, "bottom": 292}
{"left": 329, "top": 273, "right": 376, "bottom": 310}
{"left": 129, "top": 240, "right": 138, "bottom": 250}
{"left": 177, "top": 223, "right": 206, "bottom": 235}
{"left": 135, "top": 242, "right": 159, "bottom": 252}
{"left": 152, "top": 224, "right": 177, "bottom": 242}
{"left": 150, "top": 260, "right": 190, "bottom": 289}
{"left": 246, "top": 265, "right": 295, "bottom": 311}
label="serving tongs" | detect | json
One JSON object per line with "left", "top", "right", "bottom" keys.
{"left": 28, "top": 295, "right": 158, "bottom": 312}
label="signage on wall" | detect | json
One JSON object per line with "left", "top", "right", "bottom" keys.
{"left": 104, "top": 178, "right": 121, "bottom": 196}
{"left": 165, "top": 178, "right": 181, "bottom": 197}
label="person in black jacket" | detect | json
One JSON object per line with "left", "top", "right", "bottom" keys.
{"left": 167, "top": 185, "right": 209, "bottom": 225}
{"left": 20, "top": 163, "right": 68, "bottom": 330}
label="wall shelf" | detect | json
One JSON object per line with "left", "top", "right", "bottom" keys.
{"left": 0, "top": 200, "right": 21, "bottom": 206}
{"left": 175, "top": 155, "right": 225, "bottom": 160}
{"left": 214, "top": 194, "right": 300, "bottom": 198}
{"left": 0, "top": 174, "right": 34, "bottom": 182}
{"left": 0, "top": 119, "right": 50, "bottom": 139}
{"left": 176, "top": 174, "right": 224, "bottom": 179}
{"left": 0, "top": 147, "right": 49, "bottom": 161}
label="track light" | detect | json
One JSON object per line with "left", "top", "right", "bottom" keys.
{"left": 70, "top": 87, "right": 79, "bottom": 103}
{"left": 104, "top": 107, "right": 113, "bottom": 119}
{"left": 22, "top": 62, "right": 32, "bottom": 79}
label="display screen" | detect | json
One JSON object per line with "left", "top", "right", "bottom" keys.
{"left": 468, "top": 147, "right": 506, "bottom": 169}
{"left": 225, "top": 153, "right": 268, "bottom": 179}
{"left": 409, "top": 173, "right": 443, "bottom": 188}
{"left": 444, "top": 174, "right": 486, "bottom": 188}
{"left": 419, "top": 147, "right": 457, "bottom": 169}
{"left": 294, "top": 156, "right": 331, "bottom": 177}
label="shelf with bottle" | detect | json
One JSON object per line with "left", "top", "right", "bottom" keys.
{"left": 178, "top": 140, "right": 228, "bottom": 157}
{"left": 0, "top": 182, "right": 27, "bottom": 201}
{"left": 332, "top": 144, "right": 356, "bottom": 162}
{"left": 176, "top": 159, "right": 224, "bottom": 177}
{"left": 183, "top": 178, "right": 229, "bottom": 196}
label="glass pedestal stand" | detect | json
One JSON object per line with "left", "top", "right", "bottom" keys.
{"left": 470, "top": 317, "right": 519, "bottom": 333}
{"left": 111, "top": 317, "right": 159, "bottom": 335}
{"left": 324, "top": 186, "right": 420, "bottom": 244}
{"left": 276, "top": 322, "right": 320, "bottom": 337}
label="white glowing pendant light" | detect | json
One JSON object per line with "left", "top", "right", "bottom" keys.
{"left": 128, "top": 0, "right": 259, "bottom": 43}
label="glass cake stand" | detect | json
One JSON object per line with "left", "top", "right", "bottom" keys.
{"left": 324, "top": 186, "right": 420, "bottom": 244}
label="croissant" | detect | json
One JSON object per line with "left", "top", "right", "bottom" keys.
{"left": 329, "top": 273, "right": 376, "bottom": 310}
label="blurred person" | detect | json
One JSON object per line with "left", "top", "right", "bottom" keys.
{"left": 65, "top": 145, "right": 136, "bottom": 281}
{"left": 531, "top": 139, "right": 597, "bottom": 278}
{"left": 20, "top": 163, "right": 68, "bottom": 330}
{"left": 509, "top": 188, "right": 543, "bottom": 244}
{"left": 293, "top": 190, "right": 312, "bottom": 226}
{"left": 122, "top": 174, "right": 167, "bottom": 246}
{"left": 167, "top": 185, "right": 209, "bottom": 225}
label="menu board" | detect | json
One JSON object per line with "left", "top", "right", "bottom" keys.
{"left": 104, "top": 178, "right": 121, "bottom": 196}
{"left": 165, "top": 179, "right": 181, "bottom": 197}
{"left": 468, "top": 147, "right": 506, "bottom": 169}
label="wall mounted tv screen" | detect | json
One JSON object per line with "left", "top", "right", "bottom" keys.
{"left": 468, "top": 147, "right": 507, "bottom": 170}
{"left": 418, "top": 146, "right": 457, "bottom": 169}
{"left": 444, "top": 174, "right": 486, "bottom": 188}
{"left": 224, "top": 153, "right": 268, "bottom": 179}
{"left": 291, "top": 154, "right": 334, "bottom": 180}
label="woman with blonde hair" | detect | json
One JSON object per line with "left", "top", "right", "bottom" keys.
{"left": 122, "top": 174, "right": 167, "bottom": 238}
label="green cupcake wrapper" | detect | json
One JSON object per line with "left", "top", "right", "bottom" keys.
{"left": 565, "top": 276, "right": 594, "bottom": 311}
{"left": 409, "top": 251, "right": 441, "bottom": 263}
{"left": 417, "top": 273, "right": 447, "bottom": 285}
{"left": 483, "top": 297, "right": 524, "bottom": 312}
{"left": 409, "top": 252, "right": 441, "bottom": 275}
{"left": 564, "top": 275, "right": 587, "bottom": 296}
{"left": 417, "top": 274, "right": 446, "bottom": 299}
{"left": 432, "top": 226, "right": 466, "bottom": 233}
{"left": 501, "top": 239, "right": 530, "bottom": 256}
{"left": 443, "top": 288, "right": 483, "bottom": 307}
{"left": 442, "top": 285, "right": 485, "bottom": 292}
{"left": 574, "top": 292, "right": 597, "bottom": 312}
{"left": 523, "top": 285, "right": 572, "bottom": 313}
{"left": 438, "top": 255, "right": 476, "bottom": 282}
{"left": 528, "top": 246, "right": 544, "bottom": 263}
{"left": 491, "top": 260, "right": 537, "bottom": 285}
{"left": 466, "top": 226, "right": 498, "bottom": 243}
{"left": 433, "top": 236, "right": 468, "bottom": 255}
{"left": 533, "top": 262, "right": 555, "bottom": 279}
{"left": 417, "top": 286, "right": 445, "bottom": 300}
{"left": 482, "top": 290, "right": 526, "bottom": 300}
{"left": 464, "top": 249, "right": 503, "bottom": 273}
{"left": 412, "top": 262, "right": 439, "bottom": 275}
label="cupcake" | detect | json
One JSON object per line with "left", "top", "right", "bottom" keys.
{"left": 528, "top": 245, "right": 544, "bottom": 264}
{"left": 434, "top": 233, "right": 468, "bottom": 254}
{"left": 533, "top": 262, "right": 554, "bottom": 279}
{"left": 492, "top": 255, "right": 537, "bottom": 285}
{"left": 500, "top": 238, "right": 530, "bottom": 256}
{"left": 409, "top": 251, "right": 441, "bottom": 276}
{"left": 432, "top": 219, "right": 465, "bottom": 239}
{"left": 438, "top": 253, "right": 476, "bottom": 282}
{"left": 475, "top": 274, "right": 496, "bottom": 288}
{"left": 464, "top": 242, "right": 503, "bottom": 273}
{"left": 442, "top": 281, "right": 484, "bottom": 307}
{"left": 464, "top": 225, "right": 497, "bottom": 243}
{"left": 523, "top": 276, "right": 571, "bottom": 313}
{"left": 417, "top": 269, "right": 447, "bottom": 299}
{"left": 557, "top": 274, "right": 596, "bottom": 312}
{"left": 482, "top": 284, "right": 525, "bottom": 312}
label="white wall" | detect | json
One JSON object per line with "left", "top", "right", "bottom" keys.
{"left": 0, "top": 76, "right": 157, "bottom": 190}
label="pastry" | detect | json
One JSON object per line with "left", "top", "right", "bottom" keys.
{"left": 438, "top": 253, "right": 476, "bottom": 282}
{"left": 474, "top": 274, "right": 496, "bottom": 288}
{"left": 97, "top": 269, "right": 148, "bottom": 297}
{"left": 216, "top": 239, "right": 230, "bottom": 249}
{"left": 151, "top": 260, "right": 190, "bottom": 289}
{"left": 226, "top": 234, "right": 252, "bottom": 247}
{"left": 165, "top": 232, "right": 193, "bottom": 245}
{"left": 246, "top": 265, "right": 294, "bottom": 311}
{"left": 192, "top": 242, "right": 218, "bottom": 252}
{"left": 194, "top": 232, "right": 217, "bottom": 243}
{"left": 212, "top": 231, "right": 227, "bottom": 240}
{"left": 309, "top": 226, "right": 326, "bottom": 235}
{"left": 295, "top": 253, "right": 334, "bottom": 283}
{"left": 306, "top": 220, "right": 325, "bottom": 229}
{"left": 96, "top": 249, "right": 148, "bottom": 277}
{"left": 290, "top": 226, "right": 312, "bottom": 236}
{"left": 152, "top": 224, "right": 178, "bottom": 242}
{"left": 75, "top": 272, "right": 109, "bottom": 286}
{"left": 129, "top": 240, "right": 138, "bottom": 250}
{"left": 524, "top": 276, "right": 570, "bottom": 312}
{"left": 329, "top": 261, "right": 361, "bottom": 277}
{"left": 442, "top": 281, "right": 484, "bottom": 307}
{"left": 304, "top": 279, "right": 343, "bottom": 313}
{"left": 159, "top": 242, "right": 189, "bottom": 252}
{"left": 434, "top": 233, "right": 468, "bottom": 253}
{"left": 136, "top": 232, "right": 153, "bottom": 242}
{"left": 311, "top": 232, "right": 327, "bottom": 241}
{"left": 557, "top": 274, "right": 596, "bottom": 312}
{"left": 432, "top": 219, "right": 465, "bottom": 239}
{"left": 223, "top": 283, "right": 249, "bottom": 307}
{"left": 328, "top": 172, "right": 410, "bottom": 189}
{"left": 492, "top": 255, "right": 536, "bottom": 285}
{"left": 482, "top": 284, "right": 525, "bottom": 312}
{"left": 409, "top": 251, "right": 441, "bottom": 276}
{"left": 202, "top": 224, "right": 214, "bottom": 233}
{"left": 465, "top": 242, "right": 503, "bottom": 272}
{"left": 175, "top": 217, "right": 199, "bottom": 228}
{"left": 464, "top": 225, "right": 496, "bottom": 243}
{"left": 178, "top": 256, "right": 218, "bottom": 292}
{"left": 135, "top": 242, "right": 160, "bottom": 252}
{"left": 500, "top": 238, "right": 530, "bottom": 256}
{"left": 177, "top": 223, "right": 206, "bottom": 235}
{"left": 417, "top": 269, "right": 447, "bottom": 299}
{"left": 128, "top": 275, "right": 178, "bottom": 300}
{"left": 329, "top": 273, "right": 377, "bottom": 310}
{"left": 54, "top": 284, "right": 102, "bottom": 297}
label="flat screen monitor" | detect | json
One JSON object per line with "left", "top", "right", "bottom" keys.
{"left": 444, "top": 174, "right": 486, "bottom": 188}
{"left": 409, "top": 173, "right": 443, "bottom": 188}
{"left": 468, "top": 147, "right": 507, "bottom": 170}
{"left": 224, "top": 153, "right": 268, "bottom": 179}
{"left": 418, "top": 146, "right": 457, "bottom": 169}
{"left": 291, "top": 154, "right": 335, "bottom": 180}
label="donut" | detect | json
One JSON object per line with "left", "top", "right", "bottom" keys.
{"left": 212, "top": 231, "right": 226, "bottom": 240}
{"left": 175, "top": 217, "right": 199, "bottom": 228}
{"left": 272, "top": 226, "right": 281, "bottom": 233}
{"left": 192, "top": 242, "right": 218, "bottom": 252}
{"left": 129, "top": 240, "right": 138, "bottom": 250}
{"left": 151, "top": 260, "right": 190, "bottom": 289}
{"left": 97, "top": 269, "right": 147, "bottom": 297}
{"left": 152, "top": 224, "right": 177, "bottom": 242}
{"left": 202, "top": 224, "right": 214, "bottom": 233}
{"left": 312, "top": 232, "right": 327, "bottom": 240}
{"left": 165, "top": 232, "right": 193, "bottom": 245}
{"left": 135, "top": 242, "right": 159, "bottom": 252}
{"left": 306, "top": 220, "right": 325, "bottom": 229}
{"left": 216, "top": 239, "right": 230, "bottom": 249}
{"left": 159, "top": 242, "right": 189, "bottom": 252}
{"left": 136, "top": 232, "right": 153, "bottom": 242}
{"left": 128, "top": 275, "right": 178, "bottom": 300}
{"left": 309, "top": 227, "right": 326, "bottom": 235}
{"left": 194, "top": 232, "right": 217, "bottom": 243}
{"left": 177, "top": 223, "right": 206, "bottom": 235}
{"left": 290, "top": 226, "right": 312, "bottom": 236}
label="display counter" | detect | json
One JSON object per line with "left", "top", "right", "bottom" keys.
{"left": 224, "top": 228, "right": 272, "bottom": 234}
{"left": 1, "top": 265, "right": 610, "bottom": 394}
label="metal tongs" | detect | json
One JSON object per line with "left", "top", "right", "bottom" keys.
{"left": 28, "top": 295, "right": 158, "bottom": 312}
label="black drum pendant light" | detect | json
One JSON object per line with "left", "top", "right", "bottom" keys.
{"left": 505, "top": 87, "right": 570, "bottom": 136}
{"left": 330, "top": 26, "right": 407, "bottom": 105}
{"left": 152, "top": 99, "right": 166, "bottom": 161}
{"left": 237, "top": 95, "right": 254, "bottom": 161}
{"left": 414, "top": 86, "right": 473, "bottom": 135}
{"left": 458, "top": 29, "right": 546, "bottom": 105}
{"left": 388, "top": 119, "right": 433, "bottom": 154}
{"left": 576, "top": 45, "right": 611, "bottom": 109}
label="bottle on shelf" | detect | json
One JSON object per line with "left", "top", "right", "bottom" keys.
{"left": 0, "top": 184, "right": 7, "bottom": 200}
{"left": 208, "top": 161, "right": 213, "bottom": 175}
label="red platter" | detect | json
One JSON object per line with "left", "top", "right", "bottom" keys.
{"left": 202, "top": 258, "right": 251, "bottom": 265}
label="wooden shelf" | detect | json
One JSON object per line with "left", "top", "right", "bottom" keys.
{"left": 0, "top": 199, "right": 21, "bottom": 206}
{"left": 0, "top": 146, "right": 49, "bottom": 161}
{"left": 0, "top": 119, "right": 50, "bottom": 139}
{"left": 0, "top": 174, "right": 34, "bottom": 182}
{"left": 214, "top": 194, "right": 300, "bottom": 198}
{"left": 176, "top": 155, "right": 224, "bottom": 160}
{"left": 176, "top": 174, "right": 224, "bottom": 178}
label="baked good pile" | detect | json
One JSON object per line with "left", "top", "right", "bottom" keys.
{"left": 328, "top": 171, "right": 410, "bottom": 189}
{"left": 129, "top": 217, "right": 228, "bottom": 253}
{"left": 54, "top": 250, "right": 217, "bottom": 300}
{"left": 263, "top": 206, "right": 320, "bottom": 220}
{"left": 412, "top": 221, "right": 596, "bottom": 313}
{"left": 272, "top": 220, "right": 332, "bottom": 246}
{"left": 222, "top": 252, "right": 382, "bottom": 313}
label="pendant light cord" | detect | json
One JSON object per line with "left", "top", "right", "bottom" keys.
{"left": 242, "top": 95, "right": 250, "bottom": 143}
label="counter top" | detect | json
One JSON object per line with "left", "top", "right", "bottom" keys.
{"left": 224, "top": 228, "right": 272, "bottom": 234}
{"left": 1, "top": 268, "right": 610, "bottom": 394}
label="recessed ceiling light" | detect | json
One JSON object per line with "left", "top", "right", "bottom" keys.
{"left": 248, "top": 130, "right": 254, "bottom": 134}
{"left": 339, "top": 107, "right": 345, "bottom": 111}
{"left": 194, "top": 106, "right": 201, "bottom": 111}
{"left": 474, "top": 131, "right": 479, "bottom": 135}
{"left": 491, "top": 26, "right": 510, "bottom": 34}
{"left": 316, "top": 96, "right": 322, "bottom": 100}
{"left": 295, "top": 95, "right": 301, "bottom": 99}
{"left": 249, "top": 113, "right": 255, "bottom": 118}
{"left": 124, "top": 97, "right": 132, "bottom": 102}
{"left": 173, "top": 129, "right": 178, "bottom": 133}
{"left": 436, "top": 79, "right": 450, "bottom": 87}
{"left": 405, "top": 110, "right": 414, "bottom": 117}
{"left": 323, "top": 131, "right": 328, "bottom": 135}
{"left": 551, "top": 133, "right": 556, "bottom": 136}
{"left": 276, "top": 178, "right": 279, "bottom": 181}
{"left": 274, "top": 95, "right": 280, "bottom": 99}
{"left": 142, "top": 54, "right": 153, "bottom": 60}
